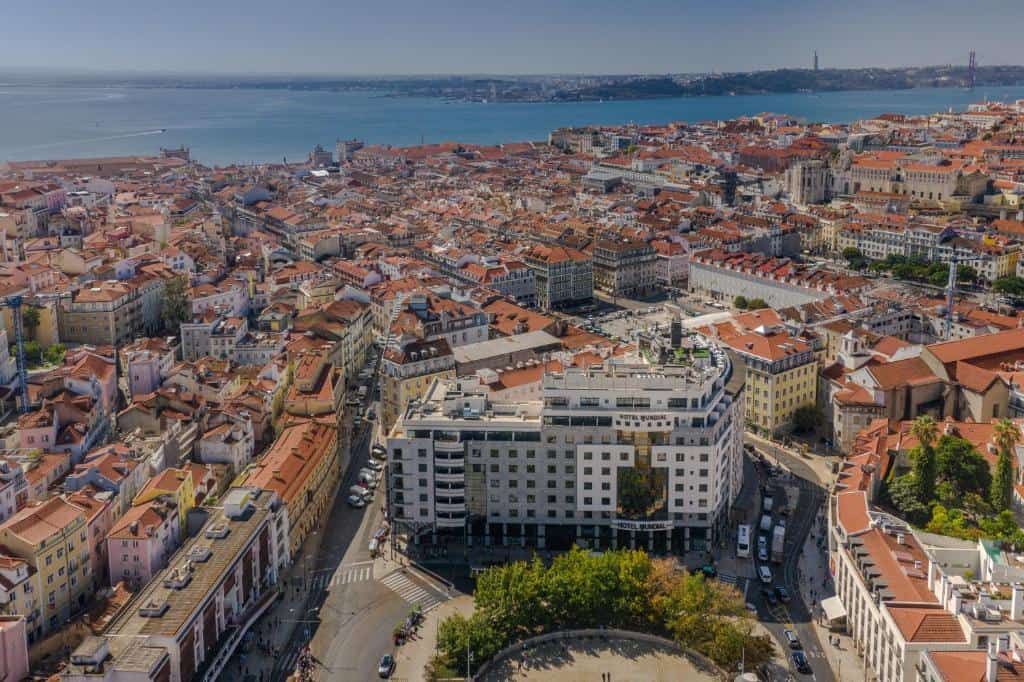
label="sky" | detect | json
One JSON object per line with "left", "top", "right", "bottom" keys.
{"left": 3, "top": 0, "right": 1022, "bottom": 76}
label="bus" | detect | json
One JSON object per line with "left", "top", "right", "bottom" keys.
{"left": 737, "top": 524, "right": 752, "bottom": 559}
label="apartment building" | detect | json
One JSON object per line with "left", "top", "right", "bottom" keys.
{"left": 132, "top": 468, "right": 196, "bottom": 540}
{"left": 121, "top": 337, "right": 178, "bottom": 399}
{"left": 387, "top": 348, "right": 745, "bottom": 553}
{"left": 828, "top": 421, "right": 1024, "bottom": 682}
{"left": 0, "top": 498, "right": 91, "bottom": 642}
{"left": 381, "top": 338, "right": 456, "bottom": 433}
{"left": 62, "top": 488, "right": 285, "bottom": 682}
{"left": 244, "top": 419, "right": 338, "bottom": 557}
{"left": 461, "top": 259, "right": 536, "bottom": 306}
{"left": 522, "top": 243, "right": 593, "bottom": 310}
{"left": 57, "top": 281, "right": 142, "bottom": 347}
{"left": 719, "top": 326, "right": 817, "bottom": 433}
{"left": 391, "top": 292, "right": 489, "bottom": 349}
{"left": 591, "top": 238, "right": 657, "bottom": 298}
{"left": 180, "top": 312, "right": 248, "bottom": 362}
{"left": 106, "top": 499, "right": 180, "bottom": 590}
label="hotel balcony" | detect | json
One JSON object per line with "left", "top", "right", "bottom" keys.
{"left": 435, "top": 468, "right": 465, "bottom": 484}
{"left": 435, "top": 510, "right": 466, "bottom": 528}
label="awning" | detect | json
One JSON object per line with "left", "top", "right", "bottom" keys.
{"left": 821, "top": 595, "right": 847, "bottom": 622}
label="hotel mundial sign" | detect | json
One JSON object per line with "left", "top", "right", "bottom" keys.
{"left": 611, "top": 518, "right": 674, "bottom": 531}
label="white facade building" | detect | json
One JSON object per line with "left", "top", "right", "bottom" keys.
{"left": 387, "top": 346, "right": 744, "bottom": 552}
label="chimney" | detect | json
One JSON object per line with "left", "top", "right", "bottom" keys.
{"left": 988, "top": 638, "right": 999, "bottom": 682}
{"left": 950, "top": 590, "right": 962, "bottom": 615}
{"left": 896, "top": 532, "right": 906, "bottom": 546}
{"left": 1012, "top": 583, "right": 1024, "bottom": 621}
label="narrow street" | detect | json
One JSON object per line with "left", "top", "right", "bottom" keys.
{"left": 743, "top": 433, "right": 836, "bottom": 682}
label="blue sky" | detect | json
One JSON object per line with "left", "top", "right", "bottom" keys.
{"left": 3, "top": 0, "right": 1020, "bottom": 75}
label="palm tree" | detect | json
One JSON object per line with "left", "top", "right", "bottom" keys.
{"left": 911, "top": 415, "right": 938, "bottom": 503}
{"left": 990, "top": 418, "right": 1020, "bottom": 512}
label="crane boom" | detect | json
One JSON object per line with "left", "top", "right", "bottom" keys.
{"left": 5, "top": 296, "right": 28, "bottom": 414}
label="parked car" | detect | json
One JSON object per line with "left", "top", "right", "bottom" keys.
{"left": 792, "top": 651, "right": 811, "bottom": 674}
{"left": 349, "top": 483, "right": 370, "bottom": 497}
{"left": 784, "top": 629, "right": 802, "bottom": 650}
{"left": 762, "top": 588, "right": 778, "bottom": 606}
{"left": 359, "top": 468, "right": 380, "bottom": 481}
{"left": 758, "top": 565, "right": 773, "bottom": 584}
{"left": 347, "top": 494, "right": 366, "bottom": 508}
{"left": 365, "top": 460, "right": 384, "bottom": 472}
{"left": 775, "top": 586, "right": 791, "bottom": 603}
{"left": 358, "top": 474, "right": 378, "bottom": 490}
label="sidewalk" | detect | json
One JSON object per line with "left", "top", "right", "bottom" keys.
{"left": 745, "top": 431, "right": 837, "bottom": 488}
{"left": 224, "top": 498, "right": 336, "bottom": 681}
{"left": 796, "top": 508, "right": 865, "bottom": 682}
{"left": 393, "top": 595, "right": 474, "bottom": 681}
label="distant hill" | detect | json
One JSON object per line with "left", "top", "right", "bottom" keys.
{"left": 564, "top": 65, "right": 1024, "bottom": 101}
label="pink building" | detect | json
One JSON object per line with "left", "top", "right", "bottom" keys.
{"left": 16, "top": 409, "right": 57, "bottom": 452}
{"left": 0, "top": 616, "right": 28, "bottom": 682}
{"left": 106, "top": 499, "right": 180, "bottom": 590}
{"left": 66, "top": 487, "right": 115, "bottom": 589}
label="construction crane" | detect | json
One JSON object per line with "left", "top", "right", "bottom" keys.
{"left": 1, "top": 296, "right": 29, "bottom": 414}
{"left": 943, "top": 254, "right": 988, "bottom": 340}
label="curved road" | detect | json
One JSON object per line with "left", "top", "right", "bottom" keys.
{"left": 745, "top": 435, "right": 834, "bottom": 682}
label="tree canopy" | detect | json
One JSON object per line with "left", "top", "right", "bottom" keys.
{"left": 430, "top": 548, "right": 772, "bottom": 677}
{"left": 161, "top": 276, "right": 191, "bottom": 333}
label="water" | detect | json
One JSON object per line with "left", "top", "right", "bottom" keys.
{"left": 2, "top": 84, "right": 1024, "bottom": 166}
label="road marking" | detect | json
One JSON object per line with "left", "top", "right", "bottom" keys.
{"left": 380, "top": 570, "right": 447, "bottom": 612}
{"left": 330, "top": 565, "right": 372, "bottom": 586}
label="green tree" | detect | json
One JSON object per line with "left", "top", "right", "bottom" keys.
{"left": 435, "top": 612, "right": 503, "bottom": 677}
{"left": 473, "top": 558, "right": 547, "bottom": 639}
{"left": 990, "top": 418, "right": 1019, "bottom": 512}
{"left": 885, "top": 474, "right": 931, "bottom": 525}
{"left": 791, "top": 405, "right": 823, "bottom": 434}
{"left": 161, "top": 276, "right": 191, "bottom": 332}
{"left": 934, "top": 435, "right": 992, "bottom": 500}
{"left": 957, "top": 265, "right": 978, "bottom": 284}
{"left": 993, "top": 276, "right": 1024, "bottom": 298}
{"left": 42, "top": 343, "right": 66, "bottom": 367}
{"left": 841, "top": 247, "right": 863, "bottom": 264}
{"left": 911, "top": 415, "right": 938, "bottom": 503}
{"left": 21, "top": 305, "right": 40, "bottom": 340}
{"left": 733, "top": 295, "right": 749, "bottom": 309}
{"left": 22, "top": 340, "right": 42, "bottom": 366}
{"left": 747, "top": 298, "right": 768, "bottom": 309}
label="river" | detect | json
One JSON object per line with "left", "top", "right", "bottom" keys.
{"left": 2, "top": 83, "right": 1024, "bottom": 166}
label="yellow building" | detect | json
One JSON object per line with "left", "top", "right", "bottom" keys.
{"left": 381, "top": 338, "right": 456, "bottom": 433}
{"left": 722, "top": 329, "right": 817, "bottom": 433}
{"left": 132, "top": 468, "right": 195, "bottom": 540}
{"left": 0, "top": 498, "right": 91, "bottom": 641}
{"left": 243, "top": 418, "right": 338, "bottom": 556}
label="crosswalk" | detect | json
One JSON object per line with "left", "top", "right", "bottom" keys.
{"left": 330, "top": 564, "right": 373, "bottom": 587}
{"left": 380, "top": 569, "right": 446, "bottom": 612}
{"left": 308, "top": 563, "right": 374, "bottom": 592}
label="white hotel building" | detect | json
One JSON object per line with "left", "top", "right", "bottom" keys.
{"left": 386, "top": 344, "right": 745, "bottom": 553}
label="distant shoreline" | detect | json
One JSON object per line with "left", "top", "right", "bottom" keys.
{"left": 2, "top": 64, "right": 1023, "bottom": 104}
